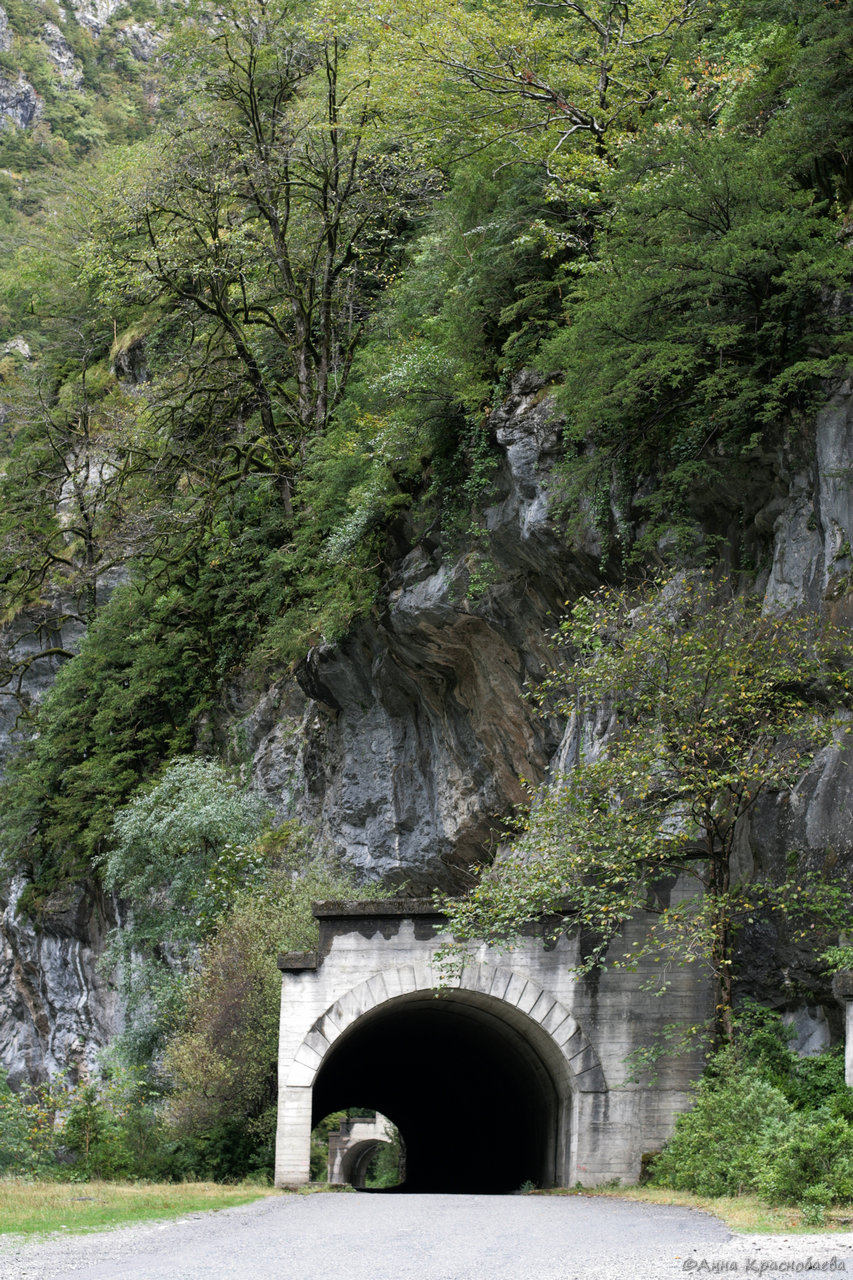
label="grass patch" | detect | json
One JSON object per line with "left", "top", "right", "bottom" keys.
{"left": 0, "top": 1179, "right": 277, "bottom": 1237}
{"left": 529, "top": 1186, "right": 853, "bottom": 1234}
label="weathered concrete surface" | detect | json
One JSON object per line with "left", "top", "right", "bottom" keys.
{"left": 275, "top": 899, "right": 711, "bottom": 1191}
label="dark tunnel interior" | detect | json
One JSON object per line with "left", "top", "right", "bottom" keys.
{"left": 311, "top": 996, "right": 560, "bottom": 1193}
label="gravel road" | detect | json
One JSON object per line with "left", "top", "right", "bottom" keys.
{"left": 0, "top": 1193, "right": 850, "bottom": 1280}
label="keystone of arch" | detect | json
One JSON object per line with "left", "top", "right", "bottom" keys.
{"left": 287, "top": 962, "right": 607, "bottom": 1093}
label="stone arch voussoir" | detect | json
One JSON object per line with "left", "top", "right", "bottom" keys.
{"left": 291, "top": 962, "right": 607, "bottom": 1093}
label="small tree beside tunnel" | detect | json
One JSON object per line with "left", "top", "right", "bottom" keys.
{"left": 444, "top": 573, "right": 853, "bottom": 1043}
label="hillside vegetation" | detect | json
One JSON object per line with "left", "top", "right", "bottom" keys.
{"left": 0, "top": 0, "right": 852, "bottom": 1183}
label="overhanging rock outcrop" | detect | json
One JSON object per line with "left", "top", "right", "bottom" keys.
{"left": 275, "top": 899, "right": 712, "bottom": 1192}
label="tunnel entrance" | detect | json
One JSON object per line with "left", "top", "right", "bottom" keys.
{"left": 277, "top": 899, "right": 709, "bottom": 1188}
{"left": 323, "top": 1112, "right": 403, "bottom": 1188}
{"left": 311, "top": 992, "right": 563, "bottom": 1193}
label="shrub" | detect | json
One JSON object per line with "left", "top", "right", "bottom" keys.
{"left": 161, "top": 846, "right": 368, "bottom": 1180}
{"left": 650, "top": 1007, "right": 853, "bottom": 1205}
{"left": 0, "top": 1072, "right": 38, "bottom": 1175}
{"left": 60, "top": 1085, "right": 136, "bottom": 1181}
{"left": 649, "top": 1053, "right": 794, "bottom": 1196}
{"left": 758, "top": 1110, "right": 853, "bottom": 1206}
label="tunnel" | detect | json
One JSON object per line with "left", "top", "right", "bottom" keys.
{"left": 311, "top": 991, "right": 566, "bottom": 1193}
{"left": 339, "top": 1138, "right": 393, "bottom": 1188}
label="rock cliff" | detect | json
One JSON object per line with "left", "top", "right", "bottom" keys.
{"left": 3, "top": 374, "right": 853, "bottom": 1082}
{"left": 0, "top": 71, "right": 41, "bottom": 130}
{"left": 234, "top": 372, "right": 590, "bottom": 890}
{"left": 0, "top": 0, "right": 161, "bottom": 143}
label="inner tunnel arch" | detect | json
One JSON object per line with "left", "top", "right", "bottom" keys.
{"left": 306, "top": 979, "right": 584, "bottom": 1192}
{"left": 338, "top": 1138, "right": 390, "bottom": 1187}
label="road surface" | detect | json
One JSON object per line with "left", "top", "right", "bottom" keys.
{"left": 0, "top": 1191, "right": 850, "bottom": 1280}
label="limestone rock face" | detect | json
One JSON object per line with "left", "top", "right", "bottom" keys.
{"left": 241, "top": 373, "right": 593, "bottom": 888}
{"left": 42, "top": 23, "right": 83, "bottom": 86}
{"left": 0, "top": 4, "right": 160, "bottom": 138}
{"left": 0, "top": 605, "right": 86, "bottom": 767}
{"left": 0, "top": 72, "right": 41, "bottom": 129}
{"left": 67, "top": 0, "right": 123, "bottom": 36}
{"left": 4, "top": 374, "right": 853, "bottom": 1082}
{"left": 744, "top": 381, "right": 853, "bottom": 1015}
{"left": 117, "top": 22, "right": 161, "bottom": 62}
{"left": 0, "top": 878, "right": 120, "bottom": 1088}
{"left": 4, "top": 336, "right": 31, "bottom": 361}
{"left": 0, "top": 594, "right": 113, "bottom": 1084}
{"left": 111, "top": 337, "right": 149, "bottom": 383}
{"left": 765, "top": 379, "right": 853, "bottom": 608}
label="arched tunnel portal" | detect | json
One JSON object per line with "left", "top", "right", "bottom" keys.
{"left": 339, "top": 1138, "right": 388, "bottom": 1187}
{"left": 312, "top": 990, "right": 568, "bottom": 1192}
{"left": 275, "top": 900, "right": 710, "bottom": 1189}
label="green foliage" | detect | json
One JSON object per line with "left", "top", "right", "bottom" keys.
{"left": 99, "top": 756, "right": 272, "bottom": 1069}
{"left": 252, "top": 416, "right": 390, "bottom": 662}
{"left": 371, "top": 0, "right": 705, "bottom": 177}
{"left": 105, "top": 754, "right": 267, "bottom": 947}
{"left": 725, "top": 1001, "right": 853, "bottom": 1117}
{"left": 0, "top": 1071, "right": 45, "bottom": 1175}
{"left": 649, "top": 1053, "right": 794, "bottom": 1196}
{"left": 0, "top": 1062, "right": 204, "bottom": 1183}
{"left": 540, "top": 120, "right": 853, "bottom": 554}
{"left": 0, "top": 476, "right": 291, "bottom": 904}
{"left": 266, "top": 0, "right": 853, "bottom": 598}
{"left": 61, "top": 1087, "right": 131, "bottom": 1181}
{"left": 59, "top": 1070, "right": 161, "bottom": 1182}
{"left": 0, "top": 0, "right": 158, "bottom": 191}
{"left": 0, "top": 0, "right": 852, "bottom": 1197}
{"left": 254, "top": 145, "right": 572, "bottom": 650}
{"left": 310, "top": 1111, "right": 347, "bottom": 1181}
{"left": 0, "top": 347, "right": 136, "bottom": 635}
{"left": 370, "top": 155, "right": 570, "bottom": 405}
{"left": 364, "top": 1126, "right": 404, "bottom": 1189}
{"left": 760, "top": 1111, "right": 853, "bottom": 1208}
{"left": 2, "top": 838, "right": 364, "bottom": 1184}
{"left": 442, "top": 573, "right": 853, "bottom": 1040}
{"left": 82, "top": 0, "right": 427, "bottom": 503}
{"left": 290, "top": 152, "right": 565, "bottom": 593}
{"left": 650, "top": 1008, "right": 853, "bottom": 1208}
{"left": 742, "top": 0, "right": 853, "bottom": 205}
{"left": 162, "top": 848, "right": 367, "bottom": 1179}
{"left": 2, "top": 0, "right": 849, "bottom": 807}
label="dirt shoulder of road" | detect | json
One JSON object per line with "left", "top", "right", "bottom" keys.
{"left": 535, "top": 1185, "right": 853, "bottom": 1234}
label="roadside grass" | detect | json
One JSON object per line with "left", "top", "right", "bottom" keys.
{"left": 531, "top": 1186, "right": 853, "bottom": 1234}
{"left": 0, "top": 1179, "right": 277, "bottom": 1237}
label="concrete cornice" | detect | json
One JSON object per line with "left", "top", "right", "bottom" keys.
{"left": 312, "top": 898, "right": 447, "bottom": 919}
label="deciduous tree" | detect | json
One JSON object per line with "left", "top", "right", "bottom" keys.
{"left": 365, "top": 0, "right": 706, "bottom": 179}
{"left": 86, "top": 0, "right": 429, "bottom": 512}
{"left": 444, "top": 574, "right": 853, "bottom": 1042}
